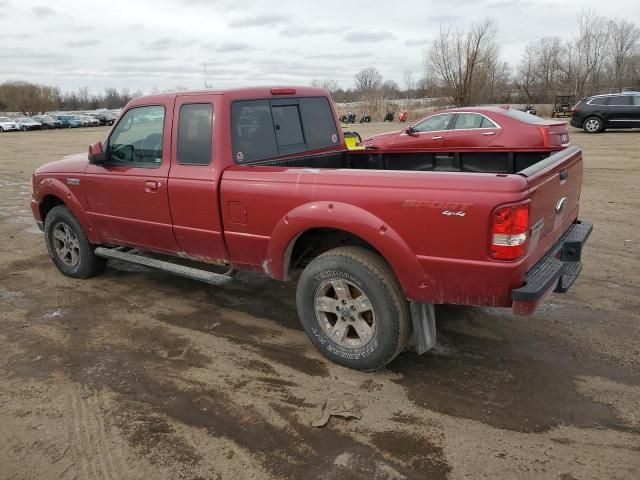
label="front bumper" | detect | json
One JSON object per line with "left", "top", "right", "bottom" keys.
{"left": 511, "top": 220, "right": 593, "bottom": 315}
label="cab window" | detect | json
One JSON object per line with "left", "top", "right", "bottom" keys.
{"left": 413, "top": 113, "right": 454, "bottom": 132}
{"left": 231, "top": 97, "right": 339, "bottom": 163}
{"left": 107, "top": 105, "right": 165, "bottom": 167}
{"left": 177, "top": 103, "right": 213, "bottom": 165}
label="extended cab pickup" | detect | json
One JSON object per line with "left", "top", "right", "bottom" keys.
{"left": 31, "top": 87, "right": 592, "bottom": 370}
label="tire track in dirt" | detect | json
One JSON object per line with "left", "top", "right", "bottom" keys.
{"left": 68, "top": 385, "right": 128, "bottom": 480}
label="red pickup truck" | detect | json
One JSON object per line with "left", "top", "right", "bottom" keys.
{"left": 31, "top": 86, "right": 592, "bottom": 370}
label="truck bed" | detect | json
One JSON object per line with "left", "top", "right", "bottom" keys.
{"left": 221, "top": 145, "right": 583, "bottom": 307}
{"left": 246, "top": 148, "right": 554, "bottom": 174}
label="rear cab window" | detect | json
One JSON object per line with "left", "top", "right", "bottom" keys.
{"left": 231, "top": 96, "right": 339, "bottom": 163}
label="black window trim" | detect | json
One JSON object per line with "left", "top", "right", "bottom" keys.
{"left": 230, "top": 96, "right": 338, "bottom": 164}
{"left": 176, "top": 102, "right": 214, "bottom": 166}
{"left": 106, "top": 104, "right": 166, "bottom": 169}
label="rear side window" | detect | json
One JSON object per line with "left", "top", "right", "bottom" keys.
{"left": 634, "top": 96, "right": 640, "bottom": 106}
{"left": 177, "top": 103, "right": 213, "bottom": 165}
{"left": 480, "top": 116, "right": 498, "bottom": 128}
{"left": 453, "top": 113, "right": 484, "bottom": 129}
{"left": 231, "top": 97, "right": 339, "bottom": 163}
{"left": 609, "top": 95, "right": 631, "bottom": 106}
{"left": 588, "top": 97, "right": 609, "bottom": 106}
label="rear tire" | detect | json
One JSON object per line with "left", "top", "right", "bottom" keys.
{"left": 44, "top": 205, "right": 105, "bottom": 278}
{"left": 296, "top": 246, "right": 410, "bottom": 371}
{"left": 583, "top": 116, "right": 604, "bottom": 133}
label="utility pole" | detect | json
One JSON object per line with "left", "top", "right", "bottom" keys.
{"left": 204, "top": 62, "right": 212, "bottom": 89}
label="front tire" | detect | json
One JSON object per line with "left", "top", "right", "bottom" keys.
{"left": 44, "top": 206, "right": 105, "bottom": 278}
{"left": 296, "top": 246, "right": 410, "bottom": 371}
{"left": 583, "top": 116, "right": 604, "bottom": 133}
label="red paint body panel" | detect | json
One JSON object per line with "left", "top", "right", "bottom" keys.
{"left": 31, "top": 87, "right": 585, "bottom": 315}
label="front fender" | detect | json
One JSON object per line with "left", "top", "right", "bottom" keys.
{"left": 35, "top": 177, "right": 102, "bottom": 244}
{"left": 266, "top": 201, "right": 427, "bottom": 300}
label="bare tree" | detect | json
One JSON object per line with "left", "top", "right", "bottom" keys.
{"left": 425, "top": 18, "right": 499, "bottom": 106}
{"left": 608, "top": 19, "right": 640, "bottom": 91}
{"left": 572, "top": 9, "right": 610, "bottom": 96}
{"left": 403, "top": 70, "right": 415, "bottom": 99}
{"left": 311, "top": 79, "right": 339, "bottom": 95}
{"left": 353, "top": 67, "right": 382, "bottom": 95}
{"left": 516, "top": 36, "right": 565, "bottom": 102}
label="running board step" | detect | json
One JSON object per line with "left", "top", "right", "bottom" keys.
{"left": 94, "top": 247, "right": 233, "bottom": 285}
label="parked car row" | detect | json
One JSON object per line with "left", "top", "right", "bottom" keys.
{"left": 0, "top": 110, "right": 120, "bottom": 132}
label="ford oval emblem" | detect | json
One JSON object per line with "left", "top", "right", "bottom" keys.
{"left": 556, "top": 197, "right": 568, "bottom": 214}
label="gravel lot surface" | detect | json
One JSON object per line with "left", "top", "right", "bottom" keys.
{"left": 1, "top": 124, "right": 638, "bottom": 479}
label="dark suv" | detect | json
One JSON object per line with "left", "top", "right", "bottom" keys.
{"left": 571, "top": 92, "right": 640, "bottom": 133}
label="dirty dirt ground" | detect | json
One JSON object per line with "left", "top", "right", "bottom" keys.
{"left": 0, "top": 124, "right": 639, "bottom": 480}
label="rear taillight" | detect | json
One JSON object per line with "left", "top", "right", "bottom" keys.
{"left": 489, "top": 203, "right": 530, "bottom": 260}
{"left": 538, "top": 126, "right": 550, "bottom": 147}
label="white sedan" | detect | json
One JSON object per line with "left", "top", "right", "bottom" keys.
{"left": 0, "top": 116, "right": 20, "bottom": 132}
{"left": 14, "top": 117, "right": 43, "bottom": 131}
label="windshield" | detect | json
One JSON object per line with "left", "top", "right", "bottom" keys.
{"left": 503, "top": 109, "right": 546, "bottom": 124}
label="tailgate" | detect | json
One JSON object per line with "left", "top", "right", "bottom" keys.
{"left": 519, "top": 146, "right": 583, "bottom": 268}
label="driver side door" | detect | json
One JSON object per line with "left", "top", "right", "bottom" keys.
{"left": 84, "top": 103, "right": 179, "bottom": 253}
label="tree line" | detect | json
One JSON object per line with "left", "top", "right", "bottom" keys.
{"left": 0, "top": 81, "right": 142, "bottom": 115}
{"left": 314, "top": 11, "right": 639, "bottom": 107}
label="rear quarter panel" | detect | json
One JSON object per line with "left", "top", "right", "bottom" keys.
{"left": 220, "top": 167, "right": 532, "bottom": 305}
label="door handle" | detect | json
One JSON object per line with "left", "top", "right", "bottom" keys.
{"left": 432, "top": 136, "right": 443, "bottom": 140}
{"left": 482, "top": 131, "right": 496, "bottom": 136}
{"left": 145, "top": 180, "right": 160, "bottom": 192}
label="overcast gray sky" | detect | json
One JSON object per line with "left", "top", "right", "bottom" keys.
{"left": 0, "top": 0, "right": 638, "bottom": 93}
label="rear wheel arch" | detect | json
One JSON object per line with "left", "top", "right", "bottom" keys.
{"left": 284, "top": 227, "right": 389, "bottom": 279}
{"left": 267, "top": 202, "right": 427, "bottom": 300}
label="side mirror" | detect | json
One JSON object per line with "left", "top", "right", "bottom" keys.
{"left": 88, "top": 142, "right": 105, "bottom": 164}
{"left": 405, "top": 126, "right": 416, "bottom": 135}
